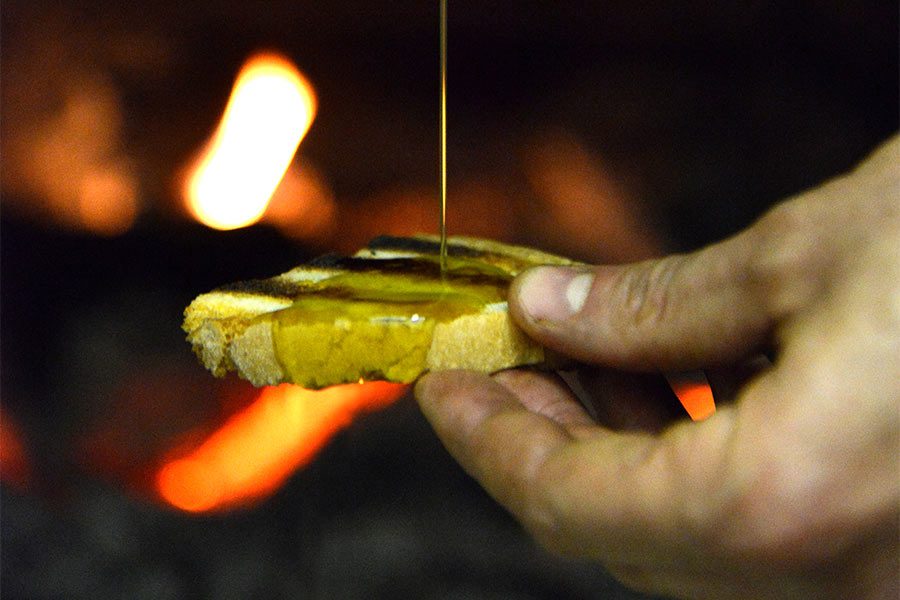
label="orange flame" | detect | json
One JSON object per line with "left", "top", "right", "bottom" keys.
{"left": 671, "top": 381, "right": 716, "bottom": 421}
{"left": 156, "top": 382, "right": 407, "bottom": 513}
{"left": 184, "top": 53, "right": 317, "bottom": 230}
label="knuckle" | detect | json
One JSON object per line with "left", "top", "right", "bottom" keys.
{"left": 605, "top": 563, "right": 653, "bottom": 592}
{"left": 746, "top": 200, "right": 827, "bottom": 317}
{"left": 716, "top": 449, "right": 837, "bottom": 570}
{"left": 609, "top": 256, "right": 687, "bottom": 364}
{"left": 519, "top": 459, "right": 566, "bottom": 545}
{"left": 615, "top": 256, "right": 686, "bottom": 330}
{"left": 518, "top": 450, "right": 585, "bottom": 557}
{"left": 467, "top": 413, "right": 570, "bottom": 546}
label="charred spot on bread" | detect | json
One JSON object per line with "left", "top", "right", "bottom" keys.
{"left": 216, "top": 278, "right": 300, "bottom": 299}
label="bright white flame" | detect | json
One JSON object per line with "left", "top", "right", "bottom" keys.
{"left": 185, "top": 53, "right": 317, "bottom": 230}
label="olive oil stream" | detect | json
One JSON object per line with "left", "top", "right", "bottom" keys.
{"left": 439, "top": 0, "right": 448, "bottom": 272}
{"left": 271, "top": 1, "right": 517, "bottom": 387}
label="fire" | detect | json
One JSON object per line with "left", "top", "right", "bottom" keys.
{"left": 671, "top": 380, "right": 716, "bottom": 421}
{"left": 156, "top": 381, "right": 407, "bottom": 513}
{"left": 184, "top": 53, "right": 317, "bottom": 230}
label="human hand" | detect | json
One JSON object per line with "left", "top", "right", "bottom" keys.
{"left": 415, "top": 136, "right": 899, "bottom": 599}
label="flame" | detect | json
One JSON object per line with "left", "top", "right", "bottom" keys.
{"left": 671, "top": 381, "right": 716, "bottom": 421}
{"left": 156, "top": 381, "right": 407, "bottom": 513}
{"left": 184, "top": 53, "right": 317, "bottom": 230}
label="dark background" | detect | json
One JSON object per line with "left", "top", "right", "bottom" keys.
{"left": 2, "top": 2, "right": 897, "bottom": 598}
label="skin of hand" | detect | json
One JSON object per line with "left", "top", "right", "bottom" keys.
{"left": 415, "top": 135, "right": 899, "bottom": 599}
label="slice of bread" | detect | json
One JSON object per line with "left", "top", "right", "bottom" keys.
{"left": 183, "top": 235, "right": 579, "bottom": 388}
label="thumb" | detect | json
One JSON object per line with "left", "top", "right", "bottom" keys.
{"left": 509, "top": 236, "right": 773, "bottom": 371}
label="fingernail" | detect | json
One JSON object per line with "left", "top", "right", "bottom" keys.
{"left": 566, "top": 272, "right": 594, "bottom": 313}
{"left": 516, "top": 267, "right": 594, "bottom": 322}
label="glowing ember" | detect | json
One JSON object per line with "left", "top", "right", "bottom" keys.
{"left": 156, "top": 381, "right": 407, "bottom": 513}
{"left": 671, "top": 380, "right": 716, "bottom": 421}
{"left": 184, "top": 52, "right": 317, "bottom": 231}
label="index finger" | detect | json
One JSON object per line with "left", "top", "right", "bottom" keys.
{"left": 415, "top": 370, "right": 583, "bottom": 524}
{"left": 415, "top": 370, "right": 735, "bottom": 564}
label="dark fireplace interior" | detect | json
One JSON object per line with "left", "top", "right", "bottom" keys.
{"left": 2, "top": 2, "right": 897, "bottom": 598}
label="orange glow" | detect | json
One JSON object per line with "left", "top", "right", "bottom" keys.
{"left": 524, "top": 131, "right": 662, "bottom": 262}
{"left": 78, "top": 165, "right": 139, "bottom": 235}
{"left": 156, "top": 381, "right": 407, "bottom": 513}
{"left": 262, "top": 161, "right": 337, "bottom": 243}
{"left": 0, "top": 408, "right": 31, "bottom": 490}
{"left": 671, "top": 381, "right": 716, "bottom": 421}
{"left": 184, "top": 52, "right": 317, "bottom": 230}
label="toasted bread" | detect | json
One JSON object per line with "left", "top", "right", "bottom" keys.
{"left": 183, "top": 235, "right": 579, "bottom": 388}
